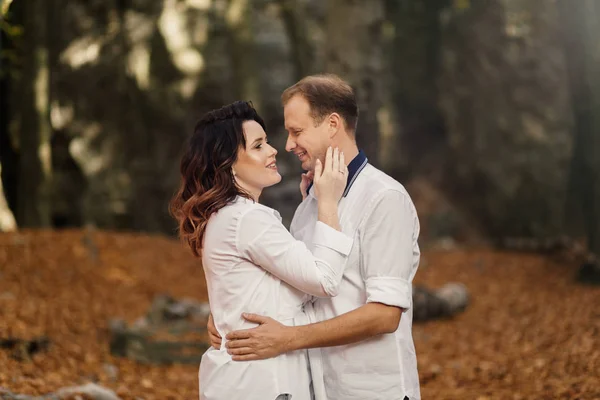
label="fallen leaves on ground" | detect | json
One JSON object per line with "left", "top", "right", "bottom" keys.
{"left": 0, "top": 229, "right": 598, "bottom": 399}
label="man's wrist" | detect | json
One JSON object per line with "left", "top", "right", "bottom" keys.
{"left": 282, "top": 325, "right": 302, "bottom": 353}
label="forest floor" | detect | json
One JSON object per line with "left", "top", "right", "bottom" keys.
{"left": 0, "top": 229, "right": 598, "bottom": 400}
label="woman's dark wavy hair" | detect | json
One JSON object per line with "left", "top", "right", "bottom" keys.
{"left": 170, "top": 101, "right": 266, "bottom": 257}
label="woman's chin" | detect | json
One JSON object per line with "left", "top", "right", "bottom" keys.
{"left": 265, "top": 174, "right": 282, "bottom": 187}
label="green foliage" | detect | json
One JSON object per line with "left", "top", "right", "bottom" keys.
{"left": 0, "top": 7, "right": 22, "bottom": 79}
{"left": 1, "top": 0, "right": 15, "bottom": 17}
{"left": 453, "top": 0, "right": 470, "bottom": 10}
{"left": 0, "top": 18, "right": 22, "bottom": 37}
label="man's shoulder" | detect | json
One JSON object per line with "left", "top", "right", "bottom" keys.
{"left": 354, "top": 164, "right": 410, "bottom": 200}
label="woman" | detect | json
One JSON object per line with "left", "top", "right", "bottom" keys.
{"left": 170, "top": 101, "right": 351, "bottom": 400}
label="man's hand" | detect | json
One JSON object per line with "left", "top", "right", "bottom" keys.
{"left": 207, "top": 313, "right": 222, "bottom": 349}
{"left": 225, "top": 313, "right": 293, "bottom": 361}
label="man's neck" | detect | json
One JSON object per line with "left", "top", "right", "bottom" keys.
{"left": 305, "top": 143, "right": 364, "bottom": 197}
{"left": 336, "top": 141, "right": 359, "bottom": 166}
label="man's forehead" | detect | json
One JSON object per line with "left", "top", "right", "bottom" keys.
{"left": 285, "top": 95, "right": 311, "bottom": 112}
{"left": 284, "top": 97, "right": 311, "bottom": 128}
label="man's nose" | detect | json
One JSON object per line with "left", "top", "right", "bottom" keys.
{"left": 285, "top": 134, "right": 295, "bottom": 152}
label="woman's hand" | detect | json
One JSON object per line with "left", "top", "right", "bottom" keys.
{"left": 207, "top": 313, "right": 222, "bottom": 349}
{"left": 313, "top": 146, "right": 347, "bottom": 205}
{"left": 300, "top": 170, "right": 314, "bottom": 201}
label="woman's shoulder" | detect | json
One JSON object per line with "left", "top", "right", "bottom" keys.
{"left": 213, "top": 196, "right": 281, "bottom": 226}
{"left": 205, "top": 197, "right": 282, "bottom": 249}
{"left": 235, "top": 197, "right": 282, "bottom": 223}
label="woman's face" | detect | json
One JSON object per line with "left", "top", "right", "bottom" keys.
{"left": 233, "top": 120, "right": 281, "bottom": 198}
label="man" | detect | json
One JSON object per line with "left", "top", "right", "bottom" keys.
{"left": 209, "top": 74, "right": 421, "bottom": 400}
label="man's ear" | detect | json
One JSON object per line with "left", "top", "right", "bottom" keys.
{"left": 328, "top": 113, "right": 342, "bottom": 138}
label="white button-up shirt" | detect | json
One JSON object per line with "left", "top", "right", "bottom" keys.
{"left": 292, "top": 162, "right": 421, "bottom": 400}
{"left": 199, "top": 197, "right": 353, "bottom": 400}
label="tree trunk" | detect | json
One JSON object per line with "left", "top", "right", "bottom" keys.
{"left": 0, "top": 0, "right": 19, "bottom": 216}
{"left": 383, "top": 0, "right": 447, "bottom": 176}
{"left": 279, "top": 0, "right": 315, "bottom": 81}
{"left": 0, "top": 162, "right": 16, "bottom": 231}
{"left": 225, "top": 0, "right": 262, "bottom": 108}
{"left": 16, "top": 0, "right": 52, "bottom": 227}
{"left": 559, "top": 0, "right": 600, "bottom": 283}
{"left": 325, "top": 0, "right": 385, "bottom": 166}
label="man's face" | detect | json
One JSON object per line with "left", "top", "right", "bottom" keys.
{"left": 284, "top": 95, "right": 331, "bottom": 172}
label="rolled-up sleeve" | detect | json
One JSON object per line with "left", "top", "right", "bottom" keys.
{"left": 360, "top": 189, "right": 420, "bottom": 311}
{"left": 237, "top": 207, "right": 353, "bottom": 297}
{"left": 313, "top": 221, "right": 353, "bottom": 255}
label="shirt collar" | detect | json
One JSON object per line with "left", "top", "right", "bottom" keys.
{"left": 307, "top": 150, "right": 368, "bottom": 198}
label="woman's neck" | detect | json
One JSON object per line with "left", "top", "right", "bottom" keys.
{"left": 249, "top": 190, "right": 261, "bottom": 202}
{"left": 237, "top": 182, "right": 261, "bottom": 202}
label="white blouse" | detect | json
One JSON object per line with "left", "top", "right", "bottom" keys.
{"left": 199, "top": 196, "right": 353, "bottom": 400}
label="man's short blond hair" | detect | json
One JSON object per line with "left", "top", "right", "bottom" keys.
{"left": 281, "top": 74, "right": 358, "bottom": 133}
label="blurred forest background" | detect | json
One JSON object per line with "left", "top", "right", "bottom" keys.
{"left": 1, "top": 0, "right": 600, "bottom": 270}
{"left": 0, "top": 0, "right": 599, "bottom": 399}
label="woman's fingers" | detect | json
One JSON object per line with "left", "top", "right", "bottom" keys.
{"left": 332, "top": 147, "right": 340, "bottom": 173}
{"left": 314, "top": 159, "right": 322, "bottom": 184}
{"left": 325, "top": 146, "right": 333, "bottom": 173}
{"left": 209, "top": 330, "right": 221, "bottom": 341}
{"left": 209, "top": 334, "right": 221, "bottom": 349}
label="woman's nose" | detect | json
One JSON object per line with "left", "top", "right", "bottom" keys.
{"left": 269, "top": 143, "right": 278, "bottom": 156}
